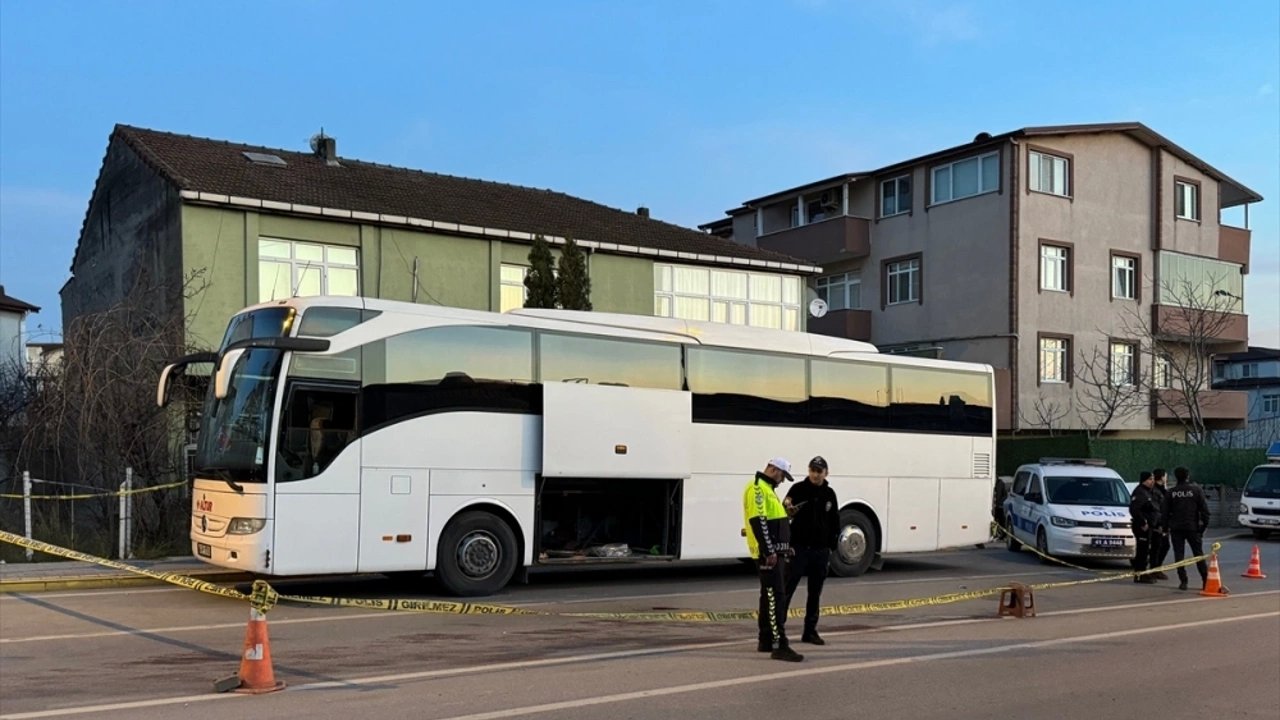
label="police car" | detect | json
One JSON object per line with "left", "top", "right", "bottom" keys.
{"left": 1004, "top": 458, "right": 1135, "bottom": 560}
{"left": 1238, "top": 441, "right": 1280, "bottom": 540}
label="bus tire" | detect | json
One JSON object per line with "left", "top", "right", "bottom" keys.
{"left": 436, "top": 511, "right": 519, "bottom": 597}
{"left": 830, "top": 508, "right": 876, "bottom": 577}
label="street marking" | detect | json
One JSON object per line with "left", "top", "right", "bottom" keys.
{"left": 0, "top": 587, "right": 186, "bottom": 602}
{"left": 4, "top": 591, "right": 1277, "bottom": 719}
{"left": 0, "top": 610, "right": 418, "bottom": 644}
{"left": 423, "top": 611, "right": 1280, "bottom": 720}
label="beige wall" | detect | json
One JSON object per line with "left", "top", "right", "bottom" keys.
{"left": 862, "top": 146, "right": 1013, "bottom": 348}
{"left": 1160, "top": 150, "right": 1221, "bottom": 258}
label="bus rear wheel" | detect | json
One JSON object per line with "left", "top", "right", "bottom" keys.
{"left": 830, "top": 509, "right": 876, "bottom": 577}
{"left": 437, "top": 511, "right": 518, "bottom": 597}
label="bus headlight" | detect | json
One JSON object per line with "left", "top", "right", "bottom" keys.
{"left": 227, "top": 518, "right": 267, "bottom": 535}
{"left": 1049, "top": 516, "right": 1077, "bottom": 528}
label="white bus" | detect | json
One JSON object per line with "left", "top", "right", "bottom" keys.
{"left": 158, "top": 296, "right": 996, "bottom": 596}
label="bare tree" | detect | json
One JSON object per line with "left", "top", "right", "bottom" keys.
{"left": 1118, "top": 274, "right": 1245, "bottom": 445}
{"left": 1019, "top": 397, "right": 1071, "bottom": 436}
{"left": 12, "top": 269, "right": 212, "bottom": 555}
{"left": 1074, "top": 342, "right": 1146, "bottom": 438}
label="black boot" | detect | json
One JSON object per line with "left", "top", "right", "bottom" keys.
{"left": 771, "top": 645, "right": 804, "bottom": 662}
{"left": 801, "top": 631, "right": 825, "bottom": 646}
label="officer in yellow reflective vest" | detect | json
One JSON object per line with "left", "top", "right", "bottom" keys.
{"left": 744, "top": 457, "right": 803, "bottom": 662}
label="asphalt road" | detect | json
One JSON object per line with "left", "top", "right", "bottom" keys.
{"left": 2, "top": 533, "right": 1277, "bottom": 720}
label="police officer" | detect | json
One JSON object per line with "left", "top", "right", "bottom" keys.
{"left": 743, "top": 457, "right": 803, "bottom": 662}
{"left": 1150, "top": 468, "right": 1172, "bottom": 580}
{"left": 1167, "top": 466, "right": 1212, "bottom": 591}
{"left": 1129, "top": 471, "right": 1160, "bottom": 584}
{"left": 783, "top": 456, "right": 840, "bottom": 646}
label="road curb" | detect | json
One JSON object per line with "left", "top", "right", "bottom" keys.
{"left": 0, "top": 570, "right": 255, "bottom": 594}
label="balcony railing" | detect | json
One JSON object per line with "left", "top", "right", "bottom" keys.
{"left": 758, "top": 216, "right": 870, "bottom": 265}
{"left": 1151, "top": 388, "right": 1248, "bottom": 428}
{"left": 1150, "top": 304, "right": 1248, "bottom": 352}
{"left": 1218, "top": 225, "right": 1251, "bottom": 272}
{"left": 808, "top": 308, "right": 871, "bottom": 342}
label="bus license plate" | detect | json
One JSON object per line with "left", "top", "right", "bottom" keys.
{"left": 197, "top": 543, "right": 212, "bottom": 558}
{"left": 1091, "top": 538, "right": 1125, "bottom": 548}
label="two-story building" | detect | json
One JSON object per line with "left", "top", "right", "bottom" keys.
{"left": 63, "top": 126, "right": 818, "bottom": 352}
{"left": 702, "top": 123, "right": 1262, "bottom": 437}
{"left": 1213, "top": 346, "right": 1280, "bottom": 448}
{"left": 0, "top": 286, "right": 40, "bottom": 380}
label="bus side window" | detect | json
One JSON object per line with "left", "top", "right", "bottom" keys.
{"left": 278, "top": 384, "right": 358, "bottom": 481}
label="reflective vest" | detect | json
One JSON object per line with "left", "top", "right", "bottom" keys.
{"left": 743, "top": 473, "right": 788, "bottom": 559}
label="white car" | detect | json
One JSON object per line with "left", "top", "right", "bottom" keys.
{"left": 1004, "top": 458, "right": 1135, "bottom": 560}
{"left": 1238, "top": 443, "right": 1280, "bottom": 540}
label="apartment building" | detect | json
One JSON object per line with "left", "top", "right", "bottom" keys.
{"left": 702, "top": 123, "right": 1262, "bottom": 437}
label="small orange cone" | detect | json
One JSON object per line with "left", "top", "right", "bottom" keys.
{"left": 1242, "top": 545, "right": 1267, "bottom": 579}
{"left": 234, "top": 606, "right": 285, "bottom": 694}
{"left": 1200, "top": 553, "right": 1229, "bottom": 597}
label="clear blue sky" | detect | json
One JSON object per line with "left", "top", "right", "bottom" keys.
{"left": 2, "top": 0, "right": 1277, "bottom": 346}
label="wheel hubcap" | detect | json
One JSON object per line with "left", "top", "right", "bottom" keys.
{"left": 457, "top": 531, "right": 500, "bottom": 579}
{"left": 838, "top": 525, "right": 867, "bottom": 565}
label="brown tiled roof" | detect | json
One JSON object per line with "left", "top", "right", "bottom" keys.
{"left": 0, "top": 286, "right": 40, "bottom": 314}
{"left": 110, "top": 125, "right": 809, "bottom": 268}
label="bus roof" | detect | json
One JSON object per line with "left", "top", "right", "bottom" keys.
{"left": 243, "top": 295, "right": 994, "bottom": 373}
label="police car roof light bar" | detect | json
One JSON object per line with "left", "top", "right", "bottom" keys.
{"left": 1038, "top": 457, "right": 1107, "bottom": 467}
{"left": 1266, "top": 440, "right": 1280, "bottom": 462}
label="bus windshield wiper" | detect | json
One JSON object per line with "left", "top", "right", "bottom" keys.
{"left": 224, "top": 478, "right": 244, "bottom": 494}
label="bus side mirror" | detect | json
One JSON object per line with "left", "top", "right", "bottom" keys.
{"left": 157, "top": 364, "right": 176, "bottom": 408}
{"left": 214, "top": 348, "right": 247, "bottom": 401}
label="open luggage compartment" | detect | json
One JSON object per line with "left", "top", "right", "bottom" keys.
{"left": 535, "top": 477, "right": 682, "bottom": 562}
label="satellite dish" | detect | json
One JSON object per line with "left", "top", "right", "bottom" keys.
{"left": 809, "top": 298, "right": 828, "bottom": 318}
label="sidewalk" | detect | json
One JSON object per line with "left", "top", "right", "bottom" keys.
{"left": 0, "top": 556, "right": 252, "bottom": 593}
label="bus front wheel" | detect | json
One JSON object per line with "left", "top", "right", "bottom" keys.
{"left": 437, "top": 511, "right": 519, "bottom": 597}
{"left": 830, "top": 509, "right": 877, "bottom": 577}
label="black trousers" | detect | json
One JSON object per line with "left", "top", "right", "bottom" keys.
{"left": 757, "top": 559, "right": 790, "bottom": 649}
{"left": 784, "top": 547, "right": 831, "bottom": 636}
{"left": 1132, "top": 528, "right": 1152, "bottom": 573}
{"left": 1170, "top": 529, "right": 1209, "bottom": 585}
{"left": 1151, "top": 530, "right": 1170, "bottom": 570}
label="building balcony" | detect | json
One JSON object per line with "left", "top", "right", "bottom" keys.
{"left": 1151, "top": 304, "right": 1248, "bottom": 352}
{"left": 1219, "top": 225, "right": 1251, "bottom": 272}
{"left": 757, "top": 215, "right": 870, "bottom": 265}
{"left": 1151, "top": 389, "right": 1248, "bottom": 429}
{"left": 808, "top": 308, "right": 871, "bottom": 342}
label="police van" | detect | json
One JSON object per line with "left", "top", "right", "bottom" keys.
{"left": 1238, "top": 441, "right": 1280, "bottom": 540}
{"left": 1004, "top": 458, "right": 1135, "bottom": 560}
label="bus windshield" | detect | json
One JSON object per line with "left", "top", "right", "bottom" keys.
{"left": 193, "top": 307, "right": 295, "bottom": 484}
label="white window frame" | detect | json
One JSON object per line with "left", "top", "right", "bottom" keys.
{"left": 1039, "top": 337, "right": 1068, "bottom": 384}
{"left": 1175, "top": 180, "right": 1200, "bottom": 221}
{"left": 1153, "top": 355, "right": 1173, "bottom": 389}
{"left": 816, "top": 272, "right": 862, "bottom": 311}
{"left": 886, "top": 258, "right": 920, "bottom": 306}
{"left": 1041, "top": 245, "right": 1069, "bottom": 293}
{"left": 258, "top": 238, "right": 360, "bottom": 302}
{"left": 1110, "top": 342, "right": 1137, "bottom": 387}
{"left": 881, "top": 175, "right": 912, "bottom": 217}
{"left": 654, "top": 264, "right": 802, "bottom": 331}
{"left": 1262, "top": 394, "right": 1280, "bottom": 416}
{"left": 931, "top": 151, "right": 1000, "bottom": 205}
{"left": 1029, "top": 150, "right": 1070, "bottom": 197}
{"left": 499, "top": 264, "right": 529, "bottom": 313}
{"left": 1112, "top": 254, "right": 1137, "bottom": 300}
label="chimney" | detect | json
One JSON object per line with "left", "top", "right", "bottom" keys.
{"left": 636, "top": 206, "right": 650, "bottom": 219}
{"left": 312, "top": 132, "right": 339, "bottom": 166}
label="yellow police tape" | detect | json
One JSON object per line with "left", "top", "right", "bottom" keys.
{"left": 0, "top": 530, "right": 1223, "bottom": 622}
{"left": 0, "top": 480, "right": 187, "bottom": 501}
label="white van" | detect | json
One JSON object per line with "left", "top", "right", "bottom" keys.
{"left": 1238, "top": 442, "right": 1280, "bottom": 540}
{"left": 1005, "top": 458, "right": 1135, "bottom": 560}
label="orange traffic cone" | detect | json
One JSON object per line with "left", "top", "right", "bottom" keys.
{"left": 1242, "top": 545, "right": 1267, "bottom": 580}
{"left": 234, "top": 606, "right": 285, "bottom": 694}
{"left": 1200, "top": 553, "right": 1229, "bottom": 597}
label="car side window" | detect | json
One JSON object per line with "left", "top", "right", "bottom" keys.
{"left": 1012, "top": 471, "right": 1031, "bottom": 496}
{"left": 1027, "top": 475, "right": 1044, "bottom": 503}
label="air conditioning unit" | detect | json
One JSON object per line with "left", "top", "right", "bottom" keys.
{"left": 820, "top": 190, "right": 840, "bottom": 208}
